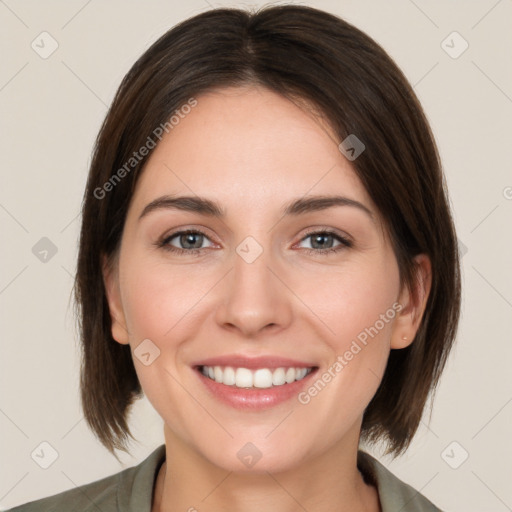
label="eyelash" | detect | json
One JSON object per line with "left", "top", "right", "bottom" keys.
{"left": 156, "top": 228, "right": 353, "bottom": 257}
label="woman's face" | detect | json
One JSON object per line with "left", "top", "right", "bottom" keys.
{"left": 104, "top": 85, "right": 417, "bottom": 473}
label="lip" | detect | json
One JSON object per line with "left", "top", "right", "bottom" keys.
{"left": 192, "top": 356, "right": 319, "bottom": 410}
{"left": 191, "top": 354, "right": 315, "bottom": 370}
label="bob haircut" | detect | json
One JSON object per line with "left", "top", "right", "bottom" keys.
{"left": 74, "top": 5, "right": 461, "bottom": 459}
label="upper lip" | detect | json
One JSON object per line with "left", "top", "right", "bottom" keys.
{"left": 192, "top": 355, "right": 317, "bottom": 370}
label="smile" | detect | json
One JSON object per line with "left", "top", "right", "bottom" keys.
{"left": 192, "top": 355, "right": 319, "bottom": 410}
{"left": 199, "top": 365, "right": 315, "bottom": 388}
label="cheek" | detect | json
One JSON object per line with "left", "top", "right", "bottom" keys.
{"left": 298, "top": 255, "right": 401, "bottom": 350}
{"left": 291, "top": 260, "right": 400, "bottom": 436}
{"left": 118, "top": 259, "right": 209, "bottom": 433}
{"left": 120, "top": 258, "right": 212, "bottom": 341}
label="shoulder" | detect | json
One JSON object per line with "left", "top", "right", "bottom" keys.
{"left": 6, "top": 471, "right": 120, "bottom": 512}
{"left": 357, "top": 450, "right": 444, "bottom": 512}
{"left": 4, "top": 445, "right": 166, "bottom": 512}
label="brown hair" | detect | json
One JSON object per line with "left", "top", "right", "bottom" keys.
{"left": 74, "top": 4, "right": 461, "bottom": 459}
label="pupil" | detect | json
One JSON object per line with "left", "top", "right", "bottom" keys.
{"left": 182, "top": 233, "right": 202, "bottom": 249}
{"left": 313, "top": 234, "right": 332, "bottom": 249}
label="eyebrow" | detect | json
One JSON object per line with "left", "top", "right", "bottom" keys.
{"left": 138, "top": 194, "right": 374, "bottom": 222}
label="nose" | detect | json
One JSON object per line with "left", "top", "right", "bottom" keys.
{"left": 214, "top": 245, "right": 293, "bottom": 338}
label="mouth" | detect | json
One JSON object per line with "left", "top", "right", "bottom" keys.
{"left": 197, "top": 365, "right": 315, "bottom": 388}
{"left": 191, "top": 356, "right": 319, "bottom": 410}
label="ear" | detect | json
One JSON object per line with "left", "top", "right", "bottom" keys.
{"left": 391, "top": 254, "right": 432, "bottom": 349}
{"left": 102, "top": 253, "right": 130, "bottom": 345}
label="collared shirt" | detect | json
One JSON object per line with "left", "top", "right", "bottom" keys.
{"left": 6, "top": 444, "right": 443, "bottom": 511}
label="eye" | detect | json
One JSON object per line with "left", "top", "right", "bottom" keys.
{"left": 157, "top": 229, "right": 214, "bottom": 255}
{"left": 156, "top": 228, "right": 352, "bottom": 257}
{"left": 296, "top": 229, "right": 352, "bottom": 256}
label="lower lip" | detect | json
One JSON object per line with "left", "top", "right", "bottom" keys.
{"left": 195, "top": 367, "right": 318, "bottom": 410}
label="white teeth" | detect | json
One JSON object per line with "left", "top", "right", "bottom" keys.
{"left": 235, "top": 368, "right": 253, "bottom": 388}
{"left": 223, "top": 366, "right": 236, "bottom": 386}
{"left": 272, "top": 368, "right": 286, "bottom": 386}
{"left": 253, "top": 369, "right": 273, "bottom": 388}
{"left": 214, "top": 366, "right": 223, "bottom": 383}
{"left": 285, "top": 367, "right": 296, "bottom": 384}
{"left": 297, "top": 368, "right": 308, "bottom": 380}
{"left": 200, "top": 365, "right": 313, "bottom": 388}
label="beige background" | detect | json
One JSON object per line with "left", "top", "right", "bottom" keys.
{"left": 1, "top": 0, "right": 511, "bottom": 510}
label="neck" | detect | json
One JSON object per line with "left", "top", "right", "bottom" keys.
{"left": 152, "top": 426, "right": 381, "bottom": 512}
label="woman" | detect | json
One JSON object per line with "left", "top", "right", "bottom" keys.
{"left": 8, "top": 4, "right": 460, "bottom": 511}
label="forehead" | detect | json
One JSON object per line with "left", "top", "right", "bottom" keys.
{"left": 128, "top": 86, "right": 375, "bottom": 220}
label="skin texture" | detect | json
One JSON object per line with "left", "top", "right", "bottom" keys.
{"left": 103, "top": 85, "right": 431, "bottom": 512}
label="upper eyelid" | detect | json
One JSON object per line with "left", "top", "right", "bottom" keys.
{"left": 300, "top": 226, "right": 352, "bottom": 241}
{"left": 161, "top": 226, "right": 219, "bottom": 245}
